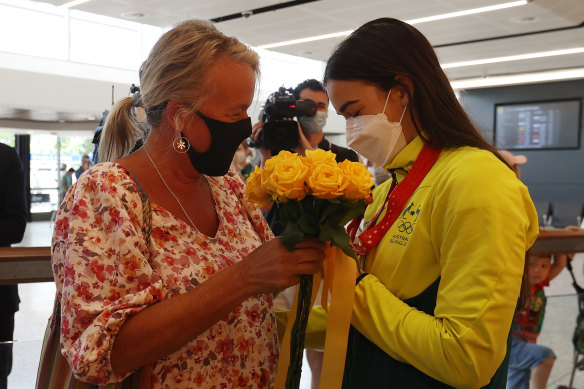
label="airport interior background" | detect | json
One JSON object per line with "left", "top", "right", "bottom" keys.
{"left": 1, "top": 0, "right": 584, "bottom": 387}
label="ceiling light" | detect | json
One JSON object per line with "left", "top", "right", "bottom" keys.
{"left": 442, "top": 47, "right": 584, "bottom": 69}
{"left": 407, "top": 0, "right": 527, "bottom": 24}
{"left": 259, "top": 30, "right": 353, "bottom": 49}
{"left": 61, "top": 0, "right": 91, "bottom": 8}
{"left": 450, "top": 67, "right": 584, "bottom": 89}
{"left": 258, "top": 0, "right": 528, "bottom": 49}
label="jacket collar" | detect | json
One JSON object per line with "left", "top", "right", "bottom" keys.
{"left": 385, "top": 135, "right": 425, "bottom": 172}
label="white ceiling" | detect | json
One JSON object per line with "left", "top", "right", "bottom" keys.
{"left": 32, "top": 0, "right": 584, "bottom": 81}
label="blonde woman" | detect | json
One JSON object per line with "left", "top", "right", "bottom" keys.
{"left": 52, "top": 20, "right": 325, "bottom": 387}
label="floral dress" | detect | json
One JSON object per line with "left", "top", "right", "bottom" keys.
{"left": 51, "top": 163, "right": 278, "bottom": 388}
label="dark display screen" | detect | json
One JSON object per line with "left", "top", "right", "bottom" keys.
{"left": 494, "top": 99, "right": 581, "bottom": 150}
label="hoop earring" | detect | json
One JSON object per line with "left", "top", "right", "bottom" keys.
{"left": 173, "top": 130, "right": 190, "bottom": 153}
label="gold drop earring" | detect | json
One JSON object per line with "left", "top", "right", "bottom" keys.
{"left": 172, "top": 128, "right": 190, "bottom": 153}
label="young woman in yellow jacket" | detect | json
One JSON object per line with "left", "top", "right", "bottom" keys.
{"left": 323, "top": 18, "right": 539, "bottom": 389}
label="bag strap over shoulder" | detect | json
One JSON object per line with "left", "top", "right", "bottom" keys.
{"left": 128, "top": 171, "right": 152, "bottom": 245}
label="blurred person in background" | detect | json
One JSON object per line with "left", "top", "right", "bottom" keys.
{"left": 507, "top": 252, "right": 568, "bottom": 389}
{"left": 0, "top": 143, "right": 27, "bottom": 389}
{"left": 74, "top": 154, "right": 92, "bottom": 179}
{"left": 231, "top": 140, "right": 254, "bottom": 179}
{"left": 59, "top": 168, "right": 75, "bottom": 204}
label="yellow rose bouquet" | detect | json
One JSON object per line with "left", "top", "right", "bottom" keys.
{"left": 246, "top": 149, "right": 374, "bottom": 388}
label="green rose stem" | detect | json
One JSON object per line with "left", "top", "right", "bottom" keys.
{"left": 285, "top": 274, "right": 312, "bottom": 389}
{"left": 278, "top": 196, "right": 366, "bottom": 388}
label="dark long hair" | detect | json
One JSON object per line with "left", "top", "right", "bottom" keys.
{"left": 324, "top": 18, "right": 528, "bottom": 303}
{"left": 324, "top": 18, "right": 508, "bottom": 161}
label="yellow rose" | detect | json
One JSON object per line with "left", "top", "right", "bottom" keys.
{"left": 262, "top": 150, "right": 297, "bottom": 185}
{"left": 307, "top": 163, "right": 347, "bottom": 199}
{"left": 245, "top": 166, "right": 272, "bottom": 207}
{"left": 338, "top": 160, "right": 374, "bottom": 200}
{"left": 303, "top": 149, "right": 338, "bottom": 173}
{"left": 266, "top": 154, "right": 309, "bottom": 202}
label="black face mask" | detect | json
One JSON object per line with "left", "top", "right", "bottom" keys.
{"left": 182, "top": 111, "right": 252, "bottom": 176}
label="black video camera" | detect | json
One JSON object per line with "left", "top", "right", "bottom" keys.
{"left": 249, "top": 87, "right": 317, "bottom": 155}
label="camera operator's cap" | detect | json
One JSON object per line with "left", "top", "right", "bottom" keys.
{"left": 499, "top": 150, "right": 527, "bottom": 165}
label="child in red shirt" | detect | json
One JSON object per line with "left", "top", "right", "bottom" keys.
{"left": 508, "top": 252, "right": 569, "bottom": 389}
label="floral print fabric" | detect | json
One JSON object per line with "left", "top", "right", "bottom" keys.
{"left": 51, "top": 163, "right": 278, "bottom": 388}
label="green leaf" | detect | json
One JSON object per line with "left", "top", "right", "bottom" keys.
{"left": 333, "top": 233, "right": 358, "bottom": 260}
{"left": 336, "top": 200, "right": 367, "bottom": 227}
{"left": 280, "top": 222, "right": 304, "bottom": 251}
{"left": 279, "top": 201, "right": 300, "bottom": 224}
{"left": 299, "top": 195, "right": 316, "bottom": 214}
{"left": 317, "top": 201, "right": 343, "bottom": 225}
{"left": 297, "top": 213, "right": 319, "bottom": 235}
{"left": 313, "top": 197, "right": 325, "bottom": 216}
{"left": 319, "top": 224, "right": 357, "bottom": 260}
{"left": 317, "top": 224, "right": 338, "bottom": 243}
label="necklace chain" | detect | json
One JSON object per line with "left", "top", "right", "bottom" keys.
{"left": 144, "top": 146, "right": 197, "bottom": 230}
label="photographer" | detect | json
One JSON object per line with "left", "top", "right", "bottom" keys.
{"left": 294, "top": 79, "right": 359, "bottom": 163}
{"left": 251, "top": 79, "right": 358, "bottom": 169}
{"left": 251, "top": 79, "right": 358, "bottom": 388}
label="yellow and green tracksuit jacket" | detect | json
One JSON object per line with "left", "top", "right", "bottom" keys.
{"left": 348, "top": 136, "right": 539, "bottom": 388}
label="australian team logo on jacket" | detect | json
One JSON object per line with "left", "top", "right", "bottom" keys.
{"left": 389, "top": 201, "right": 421, "bottom": 247}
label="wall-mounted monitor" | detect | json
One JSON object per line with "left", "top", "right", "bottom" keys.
{"left": 494, "top": 98, "right": 582, "bottom": 150}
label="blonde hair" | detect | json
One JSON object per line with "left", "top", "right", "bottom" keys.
{"left": 99, "top": 19, "right": 260, "bottom": 162}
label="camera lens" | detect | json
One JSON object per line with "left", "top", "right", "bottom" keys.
{"left": 294, "top": 100, "right": 317, "bottom": 117}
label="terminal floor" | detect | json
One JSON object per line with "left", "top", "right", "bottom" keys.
{"left": 8, "top": 221, "right": 584, "bottom": 388}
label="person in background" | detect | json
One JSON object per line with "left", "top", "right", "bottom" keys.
{"left": 52, "top": 19, "right": 325, "bottom": 387}
{"left": 74, "top": 154, "right": 92, "bottom": 179}
{"left": 507, "top": 252, "right": 569, "bottom": 389}
{"left": 252, "top": 79, "right": 359, "bottom": 236}
{"left": 0, "top": 143, "right": 27, "bottom": 389}
{"left": 231, "top": 140, "right": 254, "bottom": 179}
{"left": 323, "top": 17, "right": 538, "bottom": 387}
{"left": 292, "top": 79, "right": 359, "bottom": 162}
{"left": 59, "top": 168, "right": 75, "bottom": 204}
{"left": 366, "top": 159, "right": 391, "bottom": 187}
{"left": 499, "top": 149, "right": 527, "bottom": 179}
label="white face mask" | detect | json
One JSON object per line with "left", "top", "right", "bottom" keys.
{"left": 299, "top": 111, "right": 328, "bottom": 134}
{"left": 345, "top": 90, "right": 408, "bottom": 167}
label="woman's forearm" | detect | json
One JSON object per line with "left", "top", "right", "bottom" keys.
{"left": 110, "top": 261, "right": 253, "bottom": 375}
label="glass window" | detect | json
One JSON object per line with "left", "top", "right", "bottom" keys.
{"left": 0, "top": 133, "right": 16, "bottom": 147}
{"left": 0, "top": 3, "right": 68, "bottom": 60}
{"left": 29, "top": 133, "right": 94, "bottom": 214}
{"left": 69, "top": 11, "right": 142, "bottom": 70}
{"left": 30, "top": 134, "right": 58, "bottom": 214}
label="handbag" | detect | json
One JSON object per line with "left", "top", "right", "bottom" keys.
{"left": 36, "top": 179, "right": 153, "bottom": 389}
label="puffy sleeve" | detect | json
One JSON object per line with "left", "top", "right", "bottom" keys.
{"left": 51, "top": 165, "right": 164, "bottom": 384}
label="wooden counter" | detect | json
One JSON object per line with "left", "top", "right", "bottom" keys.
{"left": 531, "top": 229, "right": 584, "bottom": 255}
{"left": 0, "top": 246, "right": 52, "bottom": 284}
{"left": 0, "top": 229, "right": 582, "bottom": 284}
